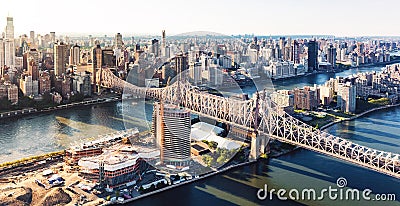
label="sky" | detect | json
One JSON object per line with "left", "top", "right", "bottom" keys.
{"left": 0, "top": 0, "right": 399, "bottom": 37}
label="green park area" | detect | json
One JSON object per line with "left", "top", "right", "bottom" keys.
{"left": 355, "top": 97, "right": 391, "bottom": 114}
{"left": 201, "top": 146, "right": 246, "bottom": 168}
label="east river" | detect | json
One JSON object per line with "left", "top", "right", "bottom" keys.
{"left": 0, "top": 66, "right": 399, "bottom": 205}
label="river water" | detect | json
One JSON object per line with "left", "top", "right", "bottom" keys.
{"left": 0, "top": 66, "right": 399, "bottom": 205}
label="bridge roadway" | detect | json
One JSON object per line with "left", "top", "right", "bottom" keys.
{"left": 99, "top": 68, "right": 400, "bottom": 179}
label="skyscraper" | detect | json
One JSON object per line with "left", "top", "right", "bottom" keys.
{"left": 189, "top": 62, "right": 202, "bottom": 85}
{"left": 54, "top": 42, "right": 68, "bottom": 76}
{"left": 29, "top": 31, "right": 34, "bottom": 41}
{"left": 4, "top": 17, "right": 15, "bottom": 68}
{"left": 114, "top": 33, "right": 123, "bottom": 49}
{"left": 151, "top": 39, "right": 159, "bottom": 57}
{"left": 308, "top": 39, "right": 319, "bottom": 70}
{"left": 27, "top": 49, "right": 40, "bottom": 68}
{"left": 327, "top": 44, "right": 337, "bottom": 68}
{"left": 5, "top": 17, "right": 14, "bottom": 39}
{"left": 279, "top": 37, "right": 285, "bottom": 59}
{"left": 175, "top": 53, "right": 187, "bottom": 79}
{"left": 4, "top": 38, "right": 15, "bottom": 67}
{"left": 152, "top": 102, "right": 191, "bottom": 166}
{"left": 162, "top": 30, "right": 166, "bottom": 49}
{"left": 0, "top": 38, "right": 4, "bottom": 71}
{"left": 91, "top": 44, "right": 102, "bottom": 90}
{"left": 29, "top": 31, "right": 35, "bottom": 48}
{"left": 50, "top": 32, "right": 56, "bottom": 43}
{"left": 70, "top": 44, "right": 80, "bottom": 65}
{"left": 291, "top": 40, "right": 300, "bottom": 64}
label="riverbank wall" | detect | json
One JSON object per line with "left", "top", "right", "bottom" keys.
{"left": 320, "top": 103, "right": 400, "bottom": 130}
{"left": 111, "top": 160, "right": 258, "bottom": 205}
{"left": 0, "top": 97, "right": 121, "bottom": 120}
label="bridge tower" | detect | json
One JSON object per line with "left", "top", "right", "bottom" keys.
{"left": 249, "top": 91, "right": 270, "bottom": 160}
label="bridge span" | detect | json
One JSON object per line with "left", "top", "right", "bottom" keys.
{"left": 99, "top": 68, "right": 400, "bottom": 179}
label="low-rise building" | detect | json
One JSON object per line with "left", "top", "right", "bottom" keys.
{"left": 65, "top": 129, "right": 139, "bottom": 165}
{"left": 78, "top": 146, "right": 147, "bottom": 188}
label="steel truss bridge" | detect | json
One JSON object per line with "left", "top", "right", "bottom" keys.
{"left": 99, "top": 68, "right": 400, "bottom": 179}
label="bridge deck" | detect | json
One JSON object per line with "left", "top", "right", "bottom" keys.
{"left": 100, "top": 68, "right": 400, "bottom": 179}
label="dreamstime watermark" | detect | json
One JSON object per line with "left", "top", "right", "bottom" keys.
{"left": 257, "top": 177, "right": 396, "bottom": 201}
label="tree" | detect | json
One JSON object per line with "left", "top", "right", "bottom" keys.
{"left": 149, "top": 184, "right": 156, "bottom": 191}
{"left": 156, "top": 182, "right": 164, "bottom": 189}
{"left": 208, "top": 141, "right": 218, "bottom": 150}
{"left": 18, "top": 96, "right": 35, "bottom": 108}
{"left": 138, "top": 186, "right": 144, "bottom": 192}
{"left": 216, "top": 155, "right": 226, "bottom": 164}
{"left": 0, "top": 97, "right": 12, "bottom": 111}
{"left": 70, "top": 92, "right": 84, "bottom": 102}
{"left": 202, "top": 155, "right": 213, "bottom": 167}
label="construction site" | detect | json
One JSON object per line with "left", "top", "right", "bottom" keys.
{"left": 0, "top": 115, "right": 248, "bottom": 205}
{"left": 0, "top": 128, "right": 159, "bottom": 205}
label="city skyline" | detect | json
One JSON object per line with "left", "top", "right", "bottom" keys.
{"left": 1, "top": 0, "right": 400, "bottom": 37}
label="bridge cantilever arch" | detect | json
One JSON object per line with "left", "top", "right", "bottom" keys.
{"left": 99, "top": 68, "right": 400, "bottom": 179}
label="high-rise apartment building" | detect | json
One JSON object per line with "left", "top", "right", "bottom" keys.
{"left": 29, "top": 31, "right": 35, "bottom": 45}
{"left": 70, "top": 44, "right": 80, "bottom": 65}
{"left": 308, "top": 39, "right": 319, "bottom": 70}
{"left": 39, "top": 72, "right": 51, "bottom": 94}
{"left": 327, "top": 44, "right": 337, "bottom": 68}
{"left": 26, "top": 49, "right": 40, "bottom": 69}
{"left": 175, "top": 53, "right": 187, "bottom": 78}
{"left": 162, "top": 30, "right": 166, "bottom": 49}
{"left": 4, "top": 38, "right": 15, "bottom": 67}
{"left": 151, "top": 39, "right": 159, "bottom": 57}
{"left": 337, "top": 83, "right": 356, "bottom": 114}
{"left": 0, "top": 38, "right": 4, "bottom": 71}
{"left": 7, "top": 83, "right": 18, "bottom": 104}
{"left": 291, "top": 40, "right": 300, "bottom": 64}
{"left": 27, "top": 58, "right": 39, "bottom": 81}
{"left": 114, "top": 33, "right": 123, "bottom": 49}
{"left": 91, "top": 44, "right": 102, "bottom": 88}
{"left": 50, "top": 32, "right": 56, "bottom": 43}
{"left": 152, "top": 102, "right": 191, "bottom": 166}
{"left": 20, "top": 75, "right": 38, "bottom": 96}
{"left": 102, "top": 49, "right": 115, "bottom": 67}
{"left": 54, "top": 42, "right": 68, "bottom": 76}
{"left": 293, "top": 86, "right": 318, "bottom": 110}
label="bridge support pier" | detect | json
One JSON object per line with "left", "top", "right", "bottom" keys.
{"left": 249, "top": 132, "right": 270, "bottom": 160}
{"left": 249, "top": 132, "right": 259, "bottom": 160}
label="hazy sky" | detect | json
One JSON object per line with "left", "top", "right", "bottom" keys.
{"left": 1, "top": 0, "right": 399, "bottom": 37}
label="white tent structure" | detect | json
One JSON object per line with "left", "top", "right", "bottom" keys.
{"left": 191, "top": 122, "right": 241, "bottom": 150}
